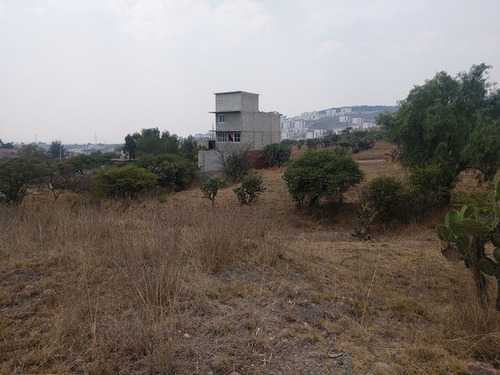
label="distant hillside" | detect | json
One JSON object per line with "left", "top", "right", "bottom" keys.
{"left": 281, "top": 105, "right": 398, "bottom": 139}
{"left": 308, "top": 105, "right": 398, "bottom": 131}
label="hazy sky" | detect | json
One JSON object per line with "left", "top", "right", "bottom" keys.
{"left": 1, "top": 0, "right": 500, "bottom": 144}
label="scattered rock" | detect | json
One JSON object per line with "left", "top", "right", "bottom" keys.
{"left": 328, "top": 351, "right": 344, "bottom": 359}
{"left": 183, "top": 333, "right": 191, "bottom": 339}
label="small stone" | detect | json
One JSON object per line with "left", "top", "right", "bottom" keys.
{"left": 183, "top": 333, "right": 191, "bottom": 339}
{"left": 328, "top": 351, "right": 343, "bottom": 358}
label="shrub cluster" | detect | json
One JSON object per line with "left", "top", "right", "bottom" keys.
{"left": 259, "top": 143, "right": 291, "bottom": 168}
{"left": 283, "top": 149, "right": 364, "bottom": 207}
{"left": 233, "top": 175, "right": 266, "bottom": 205}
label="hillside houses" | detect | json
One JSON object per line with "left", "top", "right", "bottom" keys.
{"left": 280, "top": 105, "right": 396, "bottom": 140}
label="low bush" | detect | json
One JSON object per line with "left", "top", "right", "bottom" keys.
{"left": 200, "top": 177, "right": 226, "bottom": 207}
{"left": 233, "top": 175, "right": 266, "bottom": 205}
{"left": 94, "top": 165, "right": 158, "bottom": 210}
{"left": 363, "top": 176, "right": 406, "bottom": 222}
{"left": 136, "top": 154, "right": 197, "bottom": 191}
{"left": 283, "top": 149, "right": 364, "bottom": 208}
{"left": 260, "top": 143, "right": 291, "bottom": 168}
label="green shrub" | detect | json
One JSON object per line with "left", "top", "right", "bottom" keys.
{"left": 409, "top": 164, "right": 456, "bottom": 208}
{"left": 94, "top": 165, "right": 158, "bottom": 210}
{"left": 135, "top": 154, "right": 197, "bottom": 191}
{"left": 219, "top": 149, "right": 252, "bottom": 183}
{"left": 260, "top": 143, "right": 292, "bottom": 168}
{"left": 233, "top": 175, "right": 266, "bottom": 205}
{"left": 283, "top": 149, "right": 364, "bottom": 207}
{"left": 200, "top": 177, "right": 226, "bottom": 207}
{"left": 0, "top": 157, "right": 49, "bottom": 204}
{"left": 363, "top": 176, "right": 406, "bottom": 222}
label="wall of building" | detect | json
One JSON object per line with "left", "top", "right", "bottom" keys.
{"left": 239, "top": 112, "right": 280, "bottom": 150}
{"left": 216, "top": 112, "right": 242, "bottom": 132}
{"left": 215, "top": 91, "right": 259, "bottom": 113}
{"left": 198, "top": 150, "right": 222, "bottom": 174}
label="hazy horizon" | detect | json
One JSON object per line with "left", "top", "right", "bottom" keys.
{"left": 1, "top": 0, "right": 499, "bottom": 144}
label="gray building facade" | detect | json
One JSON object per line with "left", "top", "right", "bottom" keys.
{"left": 212, "top": 91, "right": 280, "bottom": 151}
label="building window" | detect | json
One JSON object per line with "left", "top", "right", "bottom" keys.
{"left": 216, "top": 132, "right": 240, "bottom": 143}
{"left": 218, "top": 114, "right": 225, "bottom": 123}
{"left": 217, "top": 132, "right": 228, "bottom": 142}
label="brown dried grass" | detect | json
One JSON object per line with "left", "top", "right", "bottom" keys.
{"left": 1, "top": 141, "right": 499, "bottom": 374}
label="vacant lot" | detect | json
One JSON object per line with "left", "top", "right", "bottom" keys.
{"left": 1, "top": 142, "right": 498, "bottom": 374}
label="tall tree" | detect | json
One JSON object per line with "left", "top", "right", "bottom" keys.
{"left": 49, "top": 140, "right": 66, "bottom": 160}
{"left": 0, "top": 157, "right": 49, "bottom": 204}
{"left": 378, "top": 63, "right": 500, "bottom": 202}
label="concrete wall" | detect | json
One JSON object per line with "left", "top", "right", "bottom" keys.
{"left": 216, "top": 112, "right": 242, "bottom": 132}
{"left": 215, "top": 91, "right": 259, "bottom": 113}
{"left": 198, "top": 150, "right": 222, "bottom": 174}
{"left": 241, "top": 112, "right": 281, "bottom": 150}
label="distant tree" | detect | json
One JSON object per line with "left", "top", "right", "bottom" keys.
{"left": 306, "top": 138, "right": 322, "bottom": 149}
{"left": 200, "top": 177, "right": 226, "bottom": 208}
{"left": 219, "top": 147, "right": 253, "bottom": 183}
{"left": 94, "top": 165, "right": 158, "bottom": 210}
{"left": 233, "top": 175, "right": 266, "bottom": 205}
{"left": 124, "top": 128, "right": 180, "bottom": 157}
{"left": 123, "top": 133, "right": 140, "bottom": 159}
{"left": 283, "top": 149, "right": 364, "bottom": 207}
{"left": 178, "top": 135, "right": 199, "bottom": 160}
{"left": 378, "top": 63, "right": 500, "bottom": 203}
{"left": 136, "top": 154, "right": 197, "bottom": 192}
{"left": 260, "top": 143, "right": 292, "bottom": 168}
{"left": 18, "top": 144, "right": 49, "bottom": 159}
{"left": 0, "top": 157, "right": 49, "bottom": 204}
{"left": 49, "top": 140, "right": 67, "bottom": 160}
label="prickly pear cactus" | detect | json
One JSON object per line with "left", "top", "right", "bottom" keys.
{"left": 436, "top": 178, "right": 500, "bottom": 310}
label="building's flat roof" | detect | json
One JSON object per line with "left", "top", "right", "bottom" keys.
{"left": 213, "top": 91, "right": 259, "bottom": 96}
{"left": 208, "top": 110, "right": 241, "bottom": 114}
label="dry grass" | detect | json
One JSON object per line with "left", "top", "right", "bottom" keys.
{"left": 1, "top": 141, "right": 499, "bottom": 374}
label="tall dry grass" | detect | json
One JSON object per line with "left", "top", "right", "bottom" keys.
{"left": 2, "top": 146, "right": 500, "bottom": 374}
{"left": 0, "top": 197, "right": 289, "bottom": 374}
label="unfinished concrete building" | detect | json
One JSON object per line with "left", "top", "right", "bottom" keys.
{"left": 199, "top": 91, "right": 281, "bottom": 174}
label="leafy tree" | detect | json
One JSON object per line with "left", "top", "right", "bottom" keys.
{"left": 136, "top": 154, "right": 197, "bottom": 191}
{"left": 219, "top": 147, "right": 253, "bottom": 183}
{"left": 178, "top": 135, "right": 199, "bottom": 160}
{"left": 200, "top": 178, "right": 226, "bottom": 207}
{"left": 123, "top": 133, "right": 140, "bottom": 159}
{"left": 306, "top": 138, "right": 322, "bottom": 149}
{"left": 124, "top": 128, "right": 180, "bottom": 157}
{"left": 283, "top": 149, "right": 364, "bottom": 207}
{"left": 18, "top": 144, "right": 49, "bottom": 159}
{"left": 233, "top": 175, "right": 266, "bottom": 205}
{"left": 94, "top": 165, "right": 158, "bottom": 210}
{"left": 378, "top": 63, "right": 500, "bottom": 203}
{"left": 362, "top": 176, "right": 405, "bottom": 222}
{"left": 0, "top": 157, "right": 49, "bottom": 204}
{"left": 260, "top": 143, "right": 292, "bottom": 168}
{"left": 49, "top": 140, "right": 67, "bottom": 160}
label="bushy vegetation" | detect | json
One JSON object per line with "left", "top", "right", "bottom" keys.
{"left": 219, "top": 147, "right": 253, "bottom": 183}
{"left": 233, "top": 175, "right": 266, "bottom": 205}
{"left": 362, "top": 176, "right": 406, "bottom": 222}
{"left": 283, "top": 148, "right": 364, "bottom": 207}
{"left": 135, "top": 154, "right": 197, "bottom": 192}
{"left": 0, "top": 156, "right": 49, "bottom": 204}
{"left": 200, "top": 177, "right": 226, "bottom": 207}
{"left": 259, "top": 143, "right": 291, "bottom": 168}
{"left": 379, "top": 63, "right": 500, "bottom": 204}
{"left": 94, "top": 165, "right": 158, "bottom": 210}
